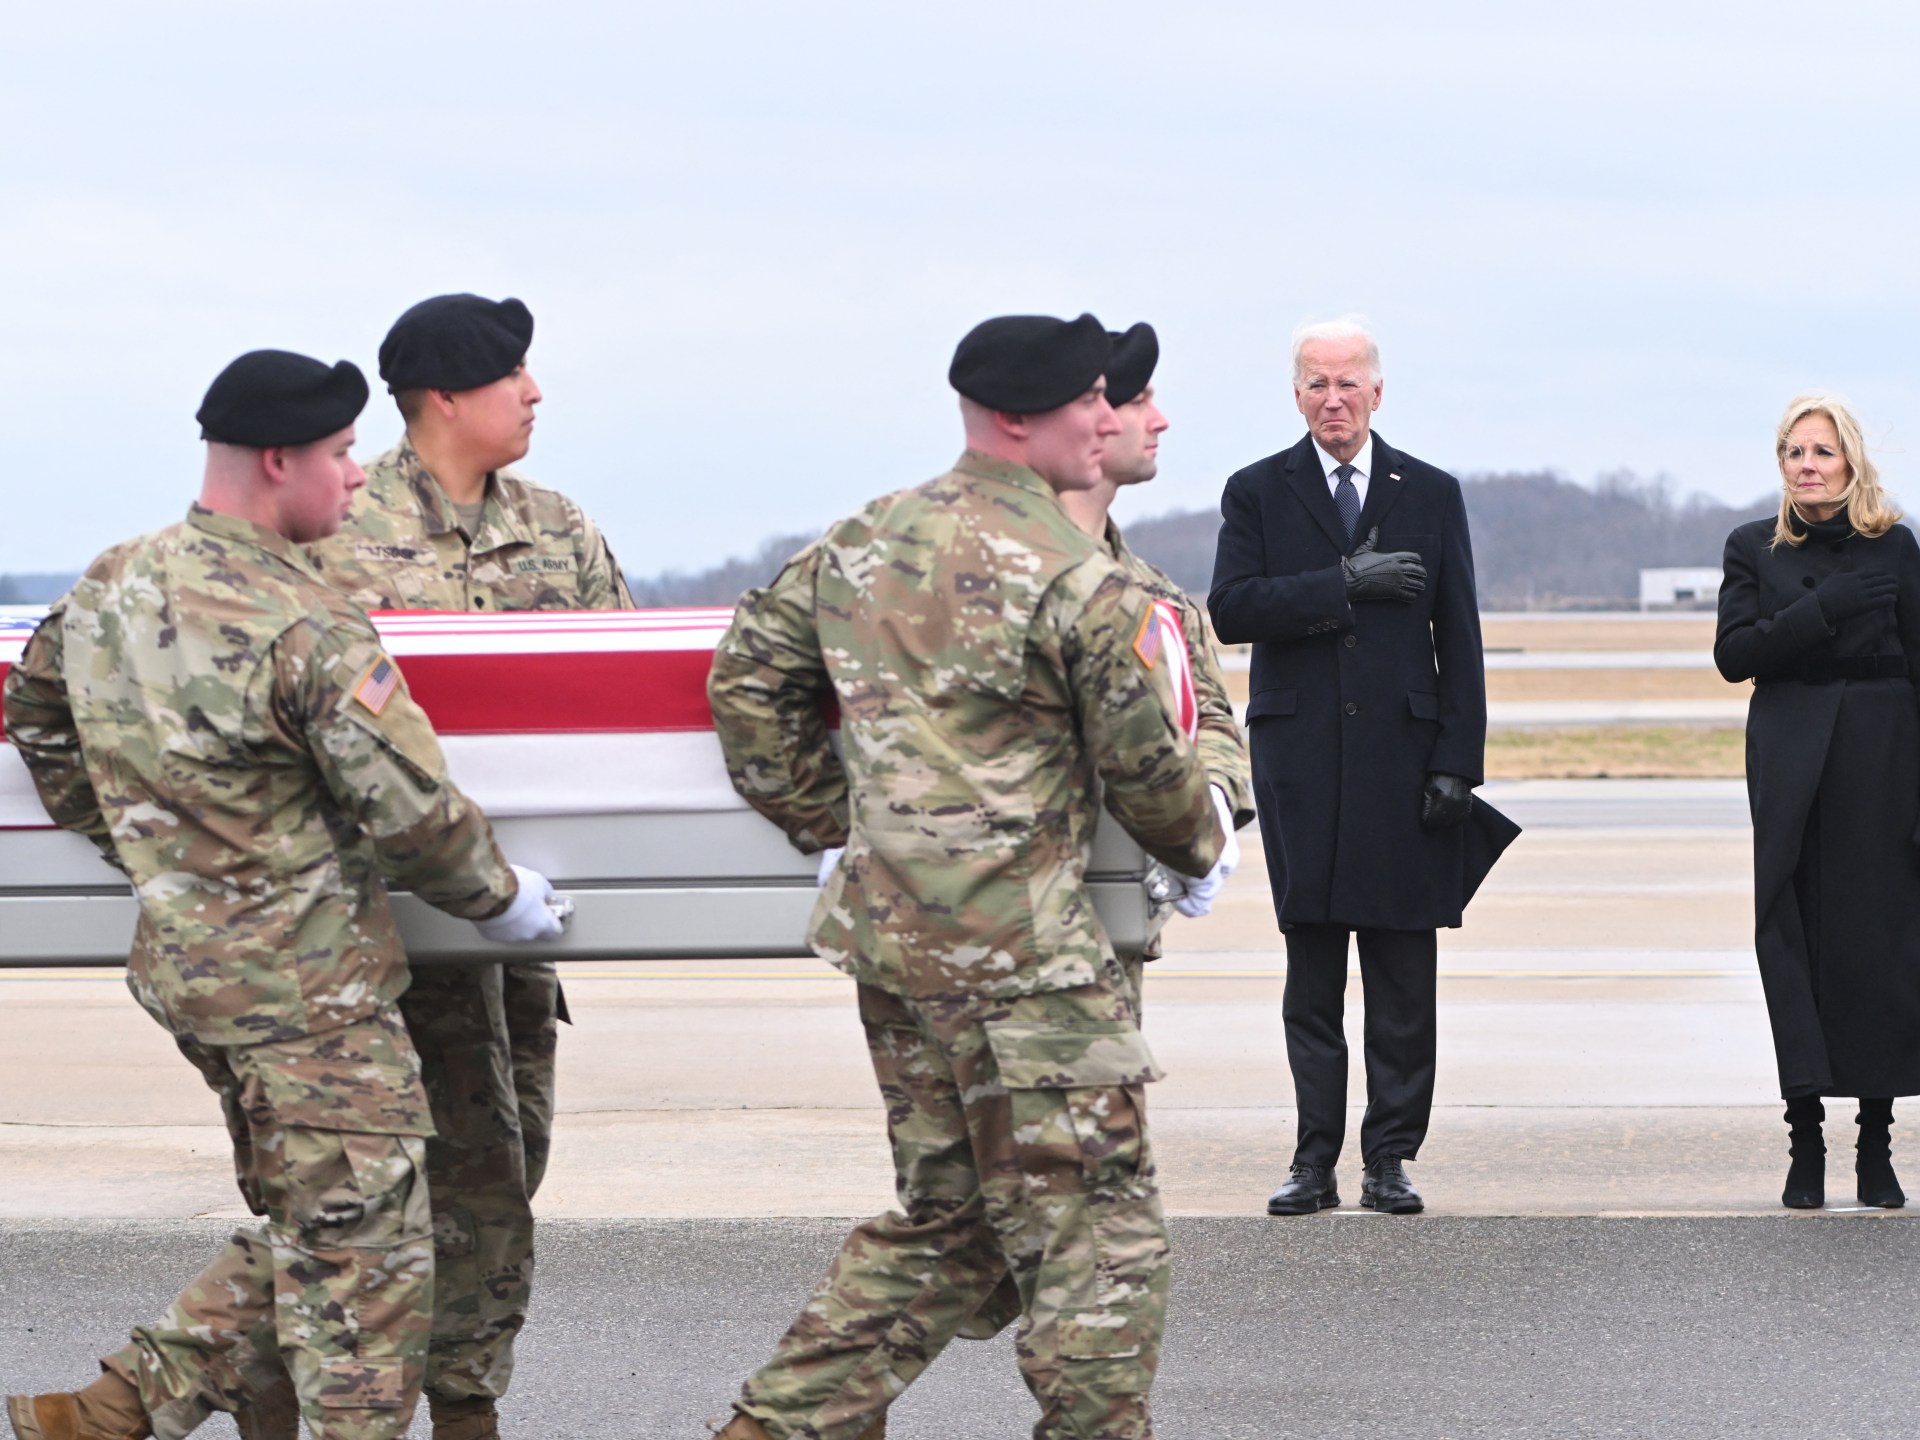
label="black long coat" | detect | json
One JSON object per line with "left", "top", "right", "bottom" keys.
{"left": 1715, "top": 513, "right": 1920, "bottom": 1098}
{"left": 1209, "top": 433, "right": 1518, "bottom": 930}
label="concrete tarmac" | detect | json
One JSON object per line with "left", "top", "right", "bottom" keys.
{"left": 7, "top": 780, "right": 1919, "bottom": 1438}
{"left": 0, "top": 781, "right": 1898, "bottom": 1222}
{"left": 4, "top": 1217, "right": 1918, "bottom": 1439}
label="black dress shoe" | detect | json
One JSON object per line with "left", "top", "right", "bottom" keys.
{"left": 1266, "top": 1164, "right": 1339, "bottom": 1215}
{"left": 1360, "top": 1157, "right": 1424, "bottom": 1214}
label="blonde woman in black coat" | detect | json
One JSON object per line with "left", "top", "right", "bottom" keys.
{"left": 1715, "top": 392, "right": 1920, "bottom": 1210}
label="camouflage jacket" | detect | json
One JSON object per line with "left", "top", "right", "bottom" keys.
{"left": 305, "top": 437, "right": 633, "bottom": 612}
{"left": 1106, "top": 520, "right": 1253, "bottom": 826}
{"left": 2, "top": 506, "right": 516, "bottom": 1046}
{"left": 707, "top": 451, "right": 1223, "bottom": 1000}
{"left": 1106, "top": 520, "right": 1254, "bottom": 958}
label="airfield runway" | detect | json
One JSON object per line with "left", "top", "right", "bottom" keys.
{"left": 4, "top": 779, "right": 1913, "bottom": 1437}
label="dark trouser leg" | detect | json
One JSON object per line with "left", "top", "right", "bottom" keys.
{"left": 1354, "top": 928, "right": 1439, "bottom": 1164}
{"left": 1282, "top": 925, "right": 1352, "bottom": 1168}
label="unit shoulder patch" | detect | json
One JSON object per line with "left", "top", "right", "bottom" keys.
{"left": 1132, "top": 606, "right": 1165, "bottom": 668}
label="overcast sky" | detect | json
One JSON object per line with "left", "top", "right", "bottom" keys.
{"left": 6, "top": 1, "right": 1919, "bottom": 577}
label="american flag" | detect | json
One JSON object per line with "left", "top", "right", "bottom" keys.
{"left": 353, "top": 656, "right": 400, "bottom": 715}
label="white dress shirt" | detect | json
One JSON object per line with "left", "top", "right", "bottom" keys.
{"left": 1313, "top": 433, "right": 1374, "bottom": 509}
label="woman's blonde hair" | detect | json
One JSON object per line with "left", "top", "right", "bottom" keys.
{"left": 1771, "top": 391, "right": 1900, "bottom": 548}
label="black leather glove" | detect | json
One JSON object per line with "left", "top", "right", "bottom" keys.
{"left": 1814, "top": 569, "right": 1898, "bottom": 625}
{"left": 1421, "top": 771, "right": 1473, "bottom": 830}
{"left": 1342, "top": 527, "right": 1427, "bottom": 604}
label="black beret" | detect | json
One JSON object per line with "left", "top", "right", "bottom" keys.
{"left": 378, "top": 293, "right": 535, "bottom": 393}
{"left": 949, "top": 313, "right": 1109, "bottom": 414}
{"left": 196, "top": 350, "right": 369, "bottom": 447}
{"left": 1104, "top": 323, "right": 1159, "bottom": 407}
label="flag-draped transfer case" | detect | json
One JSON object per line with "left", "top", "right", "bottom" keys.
{"left": 0, "top": 608, "right": 1159, "bottom": 966}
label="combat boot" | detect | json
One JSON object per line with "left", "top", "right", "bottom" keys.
{"left": 429, "top": 1394, "right": 500, "bottom": 1440}
{"left": 231, "top": 1371, "right": 299, "bottom": 1440}
{"left": 6, "top": 1371, "right": 152, "bottom": 1440}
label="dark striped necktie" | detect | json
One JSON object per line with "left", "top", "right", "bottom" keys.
{"left": 1333, "top": 463, "right": 1361, "bottom": 543}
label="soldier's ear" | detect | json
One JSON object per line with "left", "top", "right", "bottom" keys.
{"left": 259, "top": 446, "right": 292, "bottom": 484}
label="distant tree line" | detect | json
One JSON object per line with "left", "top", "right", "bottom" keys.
{"left": 0, "top": 574, "right": 79, "bottom": 604}
{"left": 0, "top": 473, "right": 1787, "bottom": 613}
{"left": 618, "top": 471, "right": 1780, "bottom": 611}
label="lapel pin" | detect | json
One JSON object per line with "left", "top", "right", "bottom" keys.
{"left": 1389, "top": 472, "right": 1403, "bottom": 482}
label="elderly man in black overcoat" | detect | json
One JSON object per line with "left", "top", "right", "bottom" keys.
{"left": 1209, "top": 317, "right": 1518, "bottom": 1215}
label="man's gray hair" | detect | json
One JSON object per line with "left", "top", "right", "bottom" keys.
{"left": 1291, "top": 315, "right": 1380, "bottom": 384}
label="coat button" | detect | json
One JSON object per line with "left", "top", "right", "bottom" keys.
{"left": 1344, "top": 702, "right": 1359, "bottom": 716}
{"left": 1344, "top": 634, "right": 1358, "bottom": 648}
{"left": 1802, "top": 577, "right": 1816, "bottom": 588}
{"left": 474, "top": 595, "right": 488, "bottom": 607}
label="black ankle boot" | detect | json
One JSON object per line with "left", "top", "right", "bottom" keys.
{"left": 1783, "top": 1095, "right": 1825, "bottom": 1209}
{"left": 1856, "top": 1098, "right": 1905, "bottom": 1208}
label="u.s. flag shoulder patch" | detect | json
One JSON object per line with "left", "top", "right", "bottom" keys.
{"left": 352, "top": 655, "right": 400, "bottom": 716}
{"left": 1133, "top": 606, "right": 1166, "bottom": 668}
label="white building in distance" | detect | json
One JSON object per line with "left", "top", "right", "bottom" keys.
{"left": 1639, "top": 567, "right": 1722, "bottom": 610}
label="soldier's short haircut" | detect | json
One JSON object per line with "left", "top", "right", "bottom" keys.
{"left": 394, "top": 388, "right": 428, "bottom": 424}
{"left": 1290, "top": 316, "right": 1380, "bottom": 384}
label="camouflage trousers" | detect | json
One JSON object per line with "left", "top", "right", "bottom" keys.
{"left": 237, "top": 961, "right": 558, "bottom": 1412}
{"left": 956, "top": 952, "right": 1150, "bottom": 1347}
{"left": 738, "top": 969, "right": 1170, "bottom": 1440}
{"left": 105, "top": 1006, "right": 435, "bottom": 1440}
{"left": 399, "top": 960, "right": 556, "bottom": 1400}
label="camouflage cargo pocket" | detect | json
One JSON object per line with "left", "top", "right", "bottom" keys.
{"left": 312, "top": 1355, "right": 411, "bottom": 1410}
{"left": 986, "top": 1021, "right": 1160, "bottom": 1193}
{"left": 277, "top": 1129, "right": 431, "bottom": 1249}
{"left": 1058, "top": 1308, "right": 1145, "bottom": 1361}
{"left": 245, "top": 1030, "right": 435, "bottom": 1138}
{"left": 983, "top": 1022, "right": 1163, "bottom": 1091}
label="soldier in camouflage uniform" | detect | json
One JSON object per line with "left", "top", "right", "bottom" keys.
{"left": 298, "top": 295, "right": 630, "bottom": 1440}
{"left": 957, "top": 323, "right": 1256, "bottom": 1350}
{"left": 705, "top": 314, "right": 1228, "bottom": 1440}
{"left": 1, "top": 350, "right": 562, "bottom": 1440}
{"left": 1060, "top": 323, "right": 1254, "bottom": 985}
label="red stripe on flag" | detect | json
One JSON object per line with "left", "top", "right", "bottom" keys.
{"left": 395, "top": 650, "right": 720, "bottom": 733}
{"left": 3, "top": 643, "right": 844, "bottom": 740}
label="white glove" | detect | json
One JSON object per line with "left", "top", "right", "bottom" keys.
{"left": 1173, "top": 787, "right": 1241, "bottom": 919}
{"left": 475, "top": 865, "right": 567, "bottom": 944}
{"left": 816, "top": 846, "right": 844, "bottom": 887}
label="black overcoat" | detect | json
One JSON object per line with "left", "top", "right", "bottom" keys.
{"left": 1208, "top": 433, "right": 1517, "bottom": 930}
{"left": 1715, "top": 514, "right": 1920, "bottom": 1098}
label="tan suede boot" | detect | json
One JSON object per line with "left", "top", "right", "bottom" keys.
{"left": 7, "top": 1371, "right": 151, "bottom": 1440}
{"left": 429, "top": 1394, "right": 500, "bottom": 1440}
{"left": 231, "top": 1371, "right": 300, "bottom": 1440}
